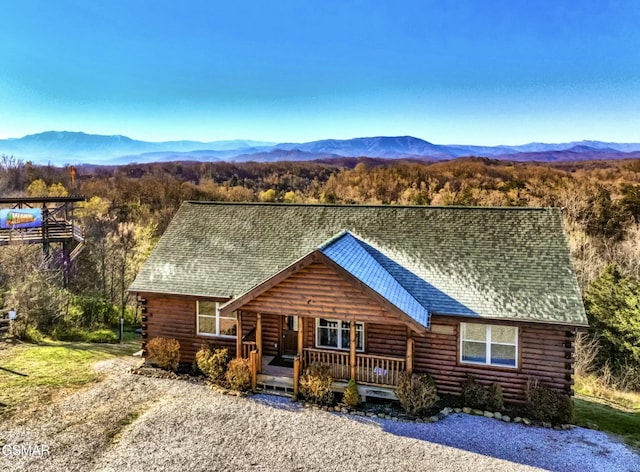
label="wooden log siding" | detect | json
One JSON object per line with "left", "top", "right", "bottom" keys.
{"left": 413, "top": 316, "right": 576, "bottom": 403}
{"left": 142, "top": 294, "right": 235, "bottom": 362}
{"left": 239, "top": 262, "right": 406, "bottom": 324}
{"left": 366, "top": 323, "right": 407, "bottom": 357}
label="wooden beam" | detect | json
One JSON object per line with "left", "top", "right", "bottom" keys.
{"left": 250, "top": 350, "right": 258, "bottom": 391}
{"left": 236, "top": 311, "right": 243, "bottom": 359}
{"left": 293, "top": 357, "right": 301, "bottom": 397}
{"left": 256, "top": 313, "right": 263, "bottom": 373}
{"left": 350, "top": 320, "right": 356, "bottom": 380}
{"left": 297, "top": 316, "right": 304, "bottom": 360}
{"left": 406, "top": 337, "right": 414, "bottom": 375}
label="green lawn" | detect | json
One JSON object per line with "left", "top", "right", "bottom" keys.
{"left": 574, "top": 396, "right": 640, "bottom": 452}
{"left": 0, "top": 338, "right": 140, "bottom": 419}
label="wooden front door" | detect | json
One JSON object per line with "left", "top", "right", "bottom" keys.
{"left": 281, "top": 315, "right": 298, "bottom": 357}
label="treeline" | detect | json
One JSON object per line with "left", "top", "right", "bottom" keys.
{"left": 1, "top": 155, "right": 639, "bottom": 389}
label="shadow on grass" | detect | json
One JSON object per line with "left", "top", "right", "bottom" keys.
{"left": 0, "top": 366, "right": 28, "bottom": 376}
{"left": 58, "top": 340, "right": 140, "bottom": 357}
{"left": 574, "top": 398, "right": 640, "bottom": 451}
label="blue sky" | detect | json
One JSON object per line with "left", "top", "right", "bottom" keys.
{"left": 0, "top": 0, "right": 639, "bottom": 145}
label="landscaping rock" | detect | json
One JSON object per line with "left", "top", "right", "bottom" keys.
{"left": 586, "top": 422, "right": 600, "bottom": 431}
{"left": 377, "top": 413, "right": 386, "bottom": 418}
{"left": 472, "top": 409, "right": 483, "bottom": 416}
{"left": 454, "top": 408, "right": 462, "bottom": 413}
{"left": 561, "top": 424, "right": 574, "bottom": 430}
{"left": 502, "top": 415, "right": 511, "bottom": 422}
{"left": 514, "top": 417, "right": 522, "bottom": 423}
{"left": 334, "top": 406, "right": 341, "bottom": 412}
{"left": 542, "top": 422, "right": 552, "bottom": 429}
{"left": 522, "top": 418, "right": 532, "bottom": 426}
{"left": 341, "top": 407, "right": 349, "bottom": 414}
{"left": 494, "top": 412, "right": 502, "bottom": 420}
{"left": 462, "top": 407, "right": 472, "bottom": 414}
{"left": 429, "top": 416, "right": 439, "bottom": 423}
{"left": 484, "top": 411, "right": 494, "bottom": 418}
{"left": 366, "top": 412, "right": 375, "bottom": 417}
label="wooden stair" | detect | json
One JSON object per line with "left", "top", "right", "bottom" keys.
{"left": 0, "top": 318, "right": 10, "bottom": 336}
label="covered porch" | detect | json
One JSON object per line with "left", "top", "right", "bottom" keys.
{"left": 222, "top": 247, "right": 429, "bottom": 398}
{"left": 235, "top": 311, "right": 416, "bottom": 398}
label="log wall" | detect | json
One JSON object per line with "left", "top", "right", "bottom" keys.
{"left": 241, "top": 262, "right": 405, "bottom": 325}
{"left": 366, "top": 323, "right": 407, "bottom": 358}
{"left": 414, "top": 315, "right": 576, "bottom": 403}
{"left": 141, "top": 293, "right": 576, "bottom": 403}
{"left": 141, "top": 293, "right": 236, "bottom": 362}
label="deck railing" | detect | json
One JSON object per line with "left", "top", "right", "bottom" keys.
{"left": 303, "top": 348, "right": 405, "bottom": 386}
{"left": 241, "top": 341, "right": 257, "bottom": 359}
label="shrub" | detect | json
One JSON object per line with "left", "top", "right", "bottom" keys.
{"left": 195, "top": 345, "right": 230, "bottom": 383}
{"left": 486, "top": 383, "right": 504, "bottom": 411}
{"left": 51, "top": 326, "right": 88, "bottom": 342}
{"left": 343, "top": 378, "right": 361, "bottom": 407}
{"left": 86, "top": 329, "right": 119, "bottom": 343}
{"left": 299, "top": 364, "right": 334, "bottom": 405}
{"left": 525, "top": 379, "right": 573, "bottom": 424}
{"left": 396, "top": 372, "right": 438, "bottom": 416}
{"left": 226, "top": 358, "right": 251, "bottom": 391}
{"left": 461, "top": 376, "right": 488, "bottom": 409}
{"left": 146, "top": 337, "right": 181, "bottom": 371}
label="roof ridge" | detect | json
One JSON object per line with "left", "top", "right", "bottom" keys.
{"left": 184, "top": 201, "right": 559, "bottom": 211}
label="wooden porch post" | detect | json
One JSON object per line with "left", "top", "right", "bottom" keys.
{"left": 293, "top": 358, "right": 300, "bottom": 397}
{"left": 249, "top": 350, "right": 258, "bottom": 391}
{"left": 406, "top": 330, "right": 414, "bottom": 375}
{"left": 236, "top": 311, "right": 243, "bottom": 359}
{"left": 297, "top": 317, "right": 304, "bottom": 360}
{"left": 349, "top": 320, "right": 356, "bottom": 380}
{"left": 256, "top": 313, "right": 263, "bottom": 373}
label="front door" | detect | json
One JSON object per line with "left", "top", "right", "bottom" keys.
{"left": 281, "top": 315, "right": 298, "bottom": 358}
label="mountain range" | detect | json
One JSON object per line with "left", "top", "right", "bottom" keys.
{"left": 1, "top": 131, "right": 640, "bottom": 165}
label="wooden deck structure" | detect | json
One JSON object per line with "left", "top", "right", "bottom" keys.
{"left": 0, "top": 197, "right": 86, "bottom": 280}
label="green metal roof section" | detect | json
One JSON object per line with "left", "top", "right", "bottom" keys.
{"left": 129, "top": 202, "right": 588, "bottom": 326}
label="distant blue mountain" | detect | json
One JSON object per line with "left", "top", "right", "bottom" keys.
{"left": 1, "top": 130, "right": 640, "bottom": 165}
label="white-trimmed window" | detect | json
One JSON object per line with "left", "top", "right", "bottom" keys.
{"left": 315, "top": 318, "right": 364, "bottom": 351}
{"left": 460, "top": 323, "right": 517, "bottom": 368}
{"left": 197, "top": 301, "right": 237, "bottom": 337}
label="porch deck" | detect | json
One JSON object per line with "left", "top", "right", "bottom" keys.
{"left": 255, "top": 355, "right": 398, "bottom": 400}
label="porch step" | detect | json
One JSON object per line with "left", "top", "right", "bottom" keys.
{"left": 254, "top": 373, "right": 398, "bottom": 401}
{"left": 256, "top": 374, "right": 295, "bottom": 396}
{"left": 332, "top": 380, "right": 398, "bottom": 401}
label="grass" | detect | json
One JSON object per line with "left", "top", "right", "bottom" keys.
{"left": 574, "top": 375, "right": 640, "bottom": 452}
{"left": 0, "top": 337, "right": 140, "bottom": 419}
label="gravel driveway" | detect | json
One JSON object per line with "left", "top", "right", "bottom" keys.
{"left": 1, "top": 358, "right": 638, "bottom": 472}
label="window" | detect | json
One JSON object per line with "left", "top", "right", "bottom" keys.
{"left": 460, "top": 323, "right": 517, "bottom": 368}
{"left": 197, "top": 301, "right": 237, "bottom": 337}
{"left": 315, "top": 318, "right": 364, "bottom": 351}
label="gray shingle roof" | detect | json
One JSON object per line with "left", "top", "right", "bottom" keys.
{"left": 129, "top": 202, "right": 588, "bottom": 326}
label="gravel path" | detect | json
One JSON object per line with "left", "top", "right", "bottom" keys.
{"left": 1, "top": 358, "right": 638, "bottom": 472}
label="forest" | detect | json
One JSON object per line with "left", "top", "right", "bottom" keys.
{"left": 1, "top": 154, "right": 639, "bottom": 393}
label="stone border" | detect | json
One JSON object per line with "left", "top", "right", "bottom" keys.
{"left": 128, "top": 365, "right": 582, "bottom": 431}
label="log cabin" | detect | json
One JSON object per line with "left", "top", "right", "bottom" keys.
{"left": 129, "top": 202, "right": 587, "bottom": 403}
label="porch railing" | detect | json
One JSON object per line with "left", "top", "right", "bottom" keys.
{"left": 242, "top": 341, "right": 256, "bottom": 359}
{"left": 303, "top": 348, "right": 405, "bottom": 386}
